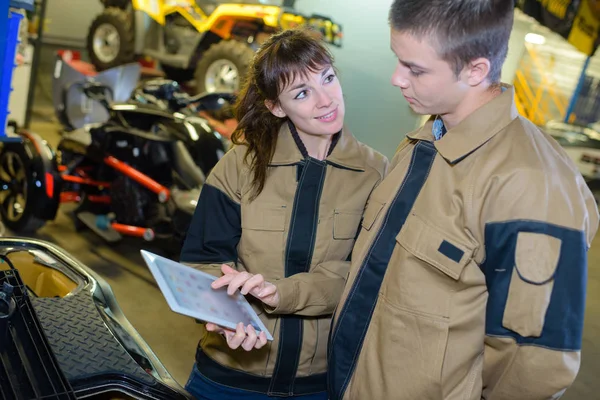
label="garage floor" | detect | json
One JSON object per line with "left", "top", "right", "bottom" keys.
{"left": 7, "top": 44, "right": 600, "bottom": 398}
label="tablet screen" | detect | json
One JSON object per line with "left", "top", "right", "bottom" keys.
{"left": 141, "top": 250, "right": 273, "bottom": 340}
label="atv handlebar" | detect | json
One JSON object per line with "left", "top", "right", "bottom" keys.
{"left": 135, "top": 79, "right": 235, "bottom": 114}
{"left": 182, "top": 92, "right": 236, "bottom": 113}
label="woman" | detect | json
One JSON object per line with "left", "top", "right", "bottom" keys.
{"left": 179, "top": 28, "right": 388, "bottom": 400}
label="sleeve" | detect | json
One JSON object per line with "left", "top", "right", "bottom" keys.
{"left": 179, "top": 148, "right": 243, "bottom": 277}
{"left": 478, "top": 168, "right": 599, "bottom": 400}
{"left": 265, "top": 260, "right": 350, "bottom": 316}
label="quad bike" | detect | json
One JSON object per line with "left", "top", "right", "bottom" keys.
{"left": 0, "top": 236, "right": 193, "bottom": 399}
{"left": 0, "top": 80, "right": 216, "bottom": 254}
{"left": 87, "top": 0, "right": 343, "bottom": 93}
{"left": 53, "top": 53, "right": 231, "bottom": 176}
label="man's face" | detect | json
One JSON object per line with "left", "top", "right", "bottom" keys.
{"left": 268, "top": 65, "right": 345, "bottom": 138}
{"left": 390, "top": 29, "right": 469, "bottom": 117}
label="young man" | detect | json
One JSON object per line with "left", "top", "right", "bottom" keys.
{"left": 327, "top": 1, "right": 599, "bottom": 399}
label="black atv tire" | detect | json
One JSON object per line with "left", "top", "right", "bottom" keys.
{"left": 87, "top": 7, "right": 135, "bottom": 71}
{"left": 194, "top": 40, "right": 255, "bottom": 94}
{"left": 0, "top": 144, "right": 46, "bottom": 234}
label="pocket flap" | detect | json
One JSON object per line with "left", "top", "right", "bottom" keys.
{"left": 396, "top": 213, "right": 473, "bottom": 280}
{"left": 514, "top": 232, "right": 561, "bottom": 284}
{"left": 241, "top": 204, "right": 286, "bottom": 231}
{"left": 361, "top": 200, "right": 385, "bottom": 231}
{"left": 333, "top": 209, "right": 363, "bottom": 240}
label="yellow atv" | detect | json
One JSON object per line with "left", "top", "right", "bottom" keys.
{"left": 87, "top": 0, "right": 343, "bottom": 93}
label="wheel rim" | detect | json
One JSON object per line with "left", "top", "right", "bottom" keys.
{"left": 0, "top": 151, "right": 28, "bottom": 223}
{"left": 205, "top": 59, "right": 239, "bottom": 93}
{"left": 93, "top": 23, "right": 121, "bottom": 64}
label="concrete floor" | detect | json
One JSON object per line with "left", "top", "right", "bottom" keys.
{"left": 6, "top": 43, "right": 600, "bottom": 398}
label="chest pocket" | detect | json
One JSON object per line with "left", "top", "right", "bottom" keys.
{"left": 325, "top": 209, "right": 364, "bottom": 262}
{"left": 240, "top": 204, "right": 286, "bottom": 276}
{"left": 333, "top": 209, "right": 363, "bottom": 240}
{"left": 392, "top": 213, "right": 474, "bottom": 318}
{"left": 241, "top": 204, "right": 287, "bottom": 231}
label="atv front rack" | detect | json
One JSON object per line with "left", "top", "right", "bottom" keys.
{"left": 0, "top": 267, "right": 76, "bottom": 400}
{"left": 0, "top": 238, "right": 192, "bottom": 399}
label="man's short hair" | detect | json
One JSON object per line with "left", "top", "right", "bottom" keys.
{"left": 389, "top": 0, "right": 514, "bottom": 83}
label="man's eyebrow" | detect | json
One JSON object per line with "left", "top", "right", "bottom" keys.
{"left": 397, "top": 57, "right": 428, "bottom": 71}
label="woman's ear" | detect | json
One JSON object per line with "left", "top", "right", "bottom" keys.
{"left": 265, "top": 99, "right": 286, "bottom": 118}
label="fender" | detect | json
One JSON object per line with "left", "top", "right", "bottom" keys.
{"left": 15, "top": 131, "right": 62, "bottom": 221}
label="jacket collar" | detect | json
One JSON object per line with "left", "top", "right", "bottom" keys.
{"left": 270, "top": 121, "right": 366, "bottom": 171}
{"left": 407, "top": 84, "right": 519, "bottom": 164}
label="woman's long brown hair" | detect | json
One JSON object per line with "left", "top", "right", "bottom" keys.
{"left": 231, "top": 28, "right": 334, "bottom": 200}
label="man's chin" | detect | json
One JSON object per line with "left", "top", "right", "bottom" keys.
{"left": 407, "top": 103, "right": 432, "bottom": 116}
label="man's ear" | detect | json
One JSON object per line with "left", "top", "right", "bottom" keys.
{"left": 464, "top": 57, "right": 492, "bottom": 86}
{"left": 265, "top": 99, "right": 286, "bottom": 118}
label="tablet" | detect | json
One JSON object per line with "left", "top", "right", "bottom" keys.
{"left": 140, "top": 250, "right": 273, "bottom": 341}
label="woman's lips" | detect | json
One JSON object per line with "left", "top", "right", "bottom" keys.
{"left": 316, "top": 107, "right": 338, "bottom": 122}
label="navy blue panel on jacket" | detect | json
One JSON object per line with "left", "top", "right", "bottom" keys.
{"left": 482, "top": 220, "right": 587, "bottom": 351}
{"left": 327, "top": 141, "right": 437, "bottom": 400}
{"left": 269, "top": 157, "right": 327, "bottom": 396}
{"left": 180, "top": 183, "right": 241, "bottom": 263}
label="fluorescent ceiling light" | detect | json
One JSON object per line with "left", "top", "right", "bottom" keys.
{"left": 525, "top": 33, "right": 546, "bottom": 45}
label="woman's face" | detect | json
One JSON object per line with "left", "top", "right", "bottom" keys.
{"left": 267, "top": 65, "right": 345, "bottom": 137}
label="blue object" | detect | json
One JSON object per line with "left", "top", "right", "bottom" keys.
{"left": 96, "top": 214, "right": 112, "bottom": 230}
{"left": 185, "top": 365, "right": 328, "bottom": 400}
{"left": 432, "top": 117, "right": 447, "bottom": 140}
{"left": 565, "top": 55, "right": 592, "bottom": 123}
{"left": 0, "top": 0, "right": 11, "bottom": 135}
{"left": 9, "top": 1, "right": 35, "bottom": 11}
{"left": 438, "top": 239, "right": 464, "bottom": 263}
{"left": 0, "top": 10, "right": 24, "bottom": 139}
{"left": 0, "top": 2, "right": 8, "bottom": 84}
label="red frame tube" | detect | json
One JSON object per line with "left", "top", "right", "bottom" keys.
{"left": 60, "top": 192, "right": 81, "bottom": 203}
{"left": 59, "top": 193, "right": 111, "bottom": 204}
{"left": 62, "top": 175, "right": 111, "bottom": 187}
{"left": 58, "top": 165, "right": 92, "bottom": 173}
{"left": 111, "top": 222, "right": 154, "bottom": 240}
{"left": 88, "top": 195, "right": 111, "bottom": 204}
{"left": 104, "top": 156, "right": 170, "bottom": 202}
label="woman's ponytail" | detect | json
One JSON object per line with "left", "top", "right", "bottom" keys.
{"left": 231, "top": 76, "right": 284, "bottom": 201}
